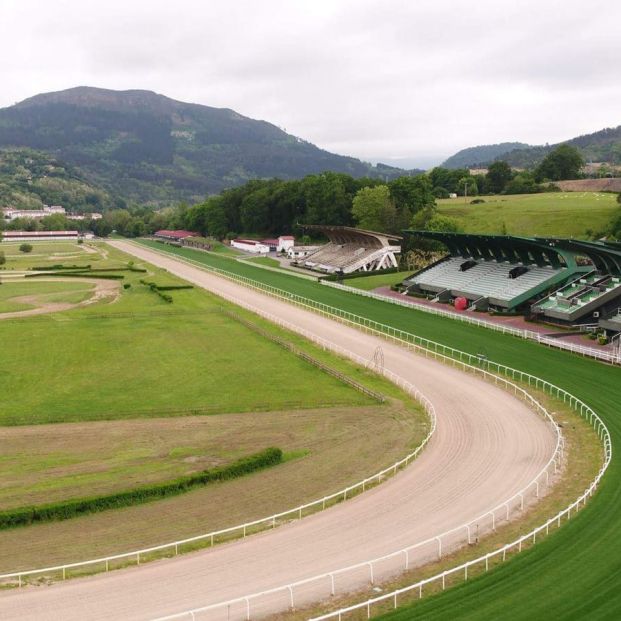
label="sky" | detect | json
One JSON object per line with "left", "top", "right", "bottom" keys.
{"left": 1, "top": 0, "right": 620, "bottom": 168}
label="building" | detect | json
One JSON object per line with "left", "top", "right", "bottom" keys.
{"left": 298, "top": 226, "right": 401, "bottom": 274}
{"left": 230, "top": 239, "right": 271, "bottom": 254}
{"left": 287, "top": 245, "right": 320, "bottom": 260}
{"left": 0, "top": 230, "right": 87, "bottom": 242}
{"left": 261, "top": 235, "right": 296, "bottom": 252}
{"left": 66, "top": 213, "right": 103, "bottom": 221}
{"left": 2, "top": 205, "right": 66, "bottom": 221}
{"left": 153, "top": 230, "right": 196, "bottom": 241}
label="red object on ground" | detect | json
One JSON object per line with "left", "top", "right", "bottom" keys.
{"left": 454, "top": 297, "right": 468, "bottom": 311}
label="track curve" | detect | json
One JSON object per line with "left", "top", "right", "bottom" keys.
{"left": 0, "top": 241, "right": 557, "bottom": 620}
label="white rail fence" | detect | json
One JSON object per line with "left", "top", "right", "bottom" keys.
{"left": 0, "top": 303, "right": 437, "bottom": 587}
{"left": 110, "top": 243, "right": 605, "bottom": 621}
{"left": 321, "top": 280, "right": 621, "bottom": 366}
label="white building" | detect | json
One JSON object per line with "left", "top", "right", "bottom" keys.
{"left": 230, "top": 239, "right": 271, "bottom": 254}
{"left": 287, "top": 245, "right": 319, "bottom": 259}
{"left": 277, "top": 235, "right": 295, "bottom": 252}
{"left": 0, "top": 230, "right": 90, "bottom": 242}
{"left": 2, "top": 205, "right": 66, "bottom": 221}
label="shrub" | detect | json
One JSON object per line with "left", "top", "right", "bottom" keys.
{"left": 123, "top": 283, "right": 131, "bottom": 290}
{"left": 77, "top": 238, "right": 84, "bottom": 245}
{"left": 19, "top": 243, "right": 33, "bottom": 253}
{"left": 0, "top": 251, "right": 5, "bottom": 266}
{"left": 470, "top": 198, "right": 485, "bottom": 204}
{"left": 598, "top": 334, "right": 609, "bottom": 345}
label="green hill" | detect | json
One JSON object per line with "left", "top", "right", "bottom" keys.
{"left": 441, "top": 142, "right": 530, "bottom": 169}
{"left": 442, "top": 126, "right": 621, "bottom": 169}
{"left": 0, "top": 87, "right": 418, "bottom": 207}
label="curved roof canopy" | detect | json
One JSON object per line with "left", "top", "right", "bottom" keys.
{"left": 404, "top": 231, "right": 579, "bottom": 269}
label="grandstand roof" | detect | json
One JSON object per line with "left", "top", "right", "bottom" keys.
{"left": 404, "top": 231, "right": 579, "bottom": 269}
{"left": 302, "top": 225, "right": 402, "bottom": 247}
{"left": 537, "top": 239, "right": 621, "bottom": 276}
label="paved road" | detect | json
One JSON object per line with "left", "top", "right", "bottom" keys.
{"left": 1, "top": 241, "right": 557, "bottom": 620}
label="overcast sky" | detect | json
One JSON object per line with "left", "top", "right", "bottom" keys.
{"left": 1, "top": 0, "right": 620, "bottom": 167}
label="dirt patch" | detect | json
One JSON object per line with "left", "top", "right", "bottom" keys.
{"left": 0, "top": 278, "right": 120, "bottom": 320}
{"left": 556, "top": 178, "right": 621, "bottom": 192}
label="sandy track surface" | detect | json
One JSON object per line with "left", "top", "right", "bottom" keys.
{"left": 0, "top": 241, "right": 557, "bottom": 620}
{"left": 0, "top": 278, "right": 120, "bottom": 320}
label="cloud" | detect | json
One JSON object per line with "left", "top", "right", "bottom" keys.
{"left": 0, "top": 0, "right": 620, "bottom": 166}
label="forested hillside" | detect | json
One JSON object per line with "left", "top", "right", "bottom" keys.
{"left": 0, "top": 87, "right": 419, "bottom": 206}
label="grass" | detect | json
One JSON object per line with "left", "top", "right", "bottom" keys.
{"left": 135, "top": 238, "right": 621, "bottom": 620}
{"left": 345, "top": 271, "right": 412, "bottom": 291}
{"left": 436, "top": 192, "right": 618, "bottom": 237}
{"left": 244, "top": 256, "right": 281, "bottom": 268}
{"left": 0, "top": 248, "right": 371, "bottom": 426}
{"left": 0, "top": 241, "right": 103, "bottom": 270}
{"left": 187, "top": 237, "right": 242, "bottom": 256}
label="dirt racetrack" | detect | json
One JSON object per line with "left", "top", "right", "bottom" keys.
{"left": 0, "top": 241, "right": 558, "bottom": 620}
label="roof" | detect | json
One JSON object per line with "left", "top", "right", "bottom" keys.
{"left": 233, "top": 239, "right": 269, "bottom": 246}
{"left": 300, "top": 225, "right": 402, "bottom": 247}
{"left": 403, "top": 231, "right": 580, "bottom": 269}
{"left": 154, "top": 230, "right": 195, "bottom": 239}
{"left": 537, "top": 238, "right": 621, "bottom": 276}
{"left": 279, "top": 235, "right": 295, "bottom": 240}
{"left": 262, "top": 239, "right": 279, "bottom": 245}
{"left": 2, "top": 230, "right": 78, "bottom": 237}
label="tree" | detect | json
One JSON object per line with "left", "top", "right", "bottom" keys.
{"left": 19, "top": 243, "right": 33, "bottom": 253}
{"left": 535, "top": 145, "right": 584, "bottom": 182}
{"left": 486, "top": 161, "right": 513, "bottom": 194}
{"left": 351, "top": 185, "right": 397, "bottom": 232}
{"left": 617, "top": 193, "right": 621, "bottom": 205}
{"left": 504, "top": 171, "right": 539, "bottom": 194}
{"left": 457, "top": 176, "right": 478, "bottom": 197}
{"left": 388, "top": 175, "right": 435, "bottom": 229}
{"left": 0, "top": 250, "right": 5, "bottom": 265}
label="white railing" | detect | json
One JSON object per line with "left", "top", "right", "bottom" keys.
{"left": 113, "top": 243, "right": 598, "bottom": 621}
{"left": 0, "top": 297, "right": 437, "bottom": 587}
{"left": 321, "top": 280, "right": 621, "bottom": 365}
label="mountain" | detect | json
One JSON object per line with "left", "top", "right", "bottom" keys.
{"left": 442, "top": 126, "right": 621, "bottom": 170}
{"left": 441, "top": 142, "right": 531, "bottom": 169}
{"left": 0, "top": 87, "right": 419, "bottom": 207}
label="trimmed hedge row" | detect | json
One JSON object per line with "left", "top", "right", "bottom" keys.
{"left": 323, "top": 266, "right": 400, "bottom": 282}
{"left": 30, "top": 264, "right": 91, "bottom": 271}
{"left": 0, "top": 447, "right": 283, "bottom": 529}
{"left": 25, "top": 272, "right": 125, "bottom": 280}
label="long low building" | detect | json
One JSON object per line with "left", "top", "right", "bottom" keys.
{"left": 0, "top": 230, "right": 90, "bottom": 242}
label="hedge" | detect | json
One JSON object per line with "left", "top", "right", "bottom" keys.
{"left": 0, "top": 447, "right": 283, "bottom": 529}
{"left": 30, "top": 264, "right": 91, "bottom": 271}
{"left": 25, "top": 272, "right": 125, "bottom": 280}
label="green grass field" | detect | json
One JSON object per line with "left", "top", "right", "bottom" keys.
{"left": 436, "top": 192, "right": 617, "bottom": 237}
{"left": 137, "top": 238, "right": 621, "bottom": 620}
{"left": 345, "top": 271, "right": 411, "bottom": 291}
{"left": 243, "top": 256, "right": 281, "bottom": 267}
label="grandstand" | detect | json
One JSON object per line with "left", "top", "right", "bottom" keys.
{"left": 531, "top": 239, "right": 621, "bottom": 328}
{"left": 402, "top": 232, "right": 590, "bottom": 312}
{"left": 297, "top": 225, "right": 401, "bottom": 274}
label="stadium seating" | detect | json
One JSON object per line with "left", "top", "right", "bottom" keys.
{"left": 300, "top": 226, "right": 402, "bottom": 274}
